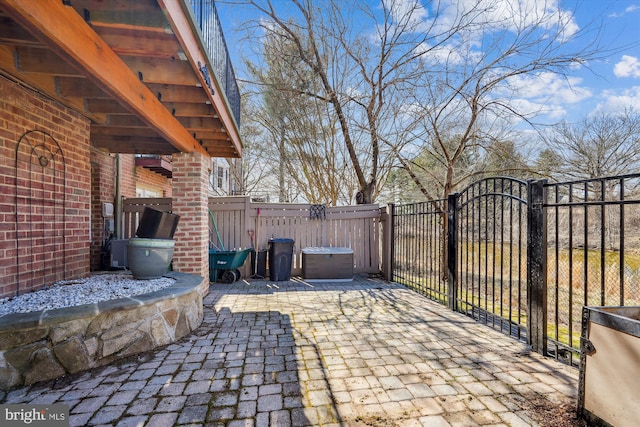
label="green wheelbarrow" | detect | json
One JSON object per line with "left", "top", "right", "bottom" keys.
{"left": 208, "top": 248, "right": 252, "bottom": 283}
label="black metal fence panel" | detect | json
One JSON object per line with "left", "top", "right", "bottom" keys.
{"left": 392, "top": 201, "right": 448, "bottom": 304}
{"left": 392, "top": 173, "right": 640, "bottom": 367}
{"left": 544, "top": 174, "right": 640, "bottom": 365}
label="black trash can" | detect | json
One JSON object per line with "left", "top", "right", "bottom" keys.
{"left": 268, "top": 238, "right": 294, "bottom": 281}
{"left": 136, "top": 207, "right": 180, "bottom": 239}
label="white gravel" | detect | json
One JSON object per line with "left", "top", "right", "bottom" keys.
{"left": 0, "top": 273, "right": 175, "bottom": 317}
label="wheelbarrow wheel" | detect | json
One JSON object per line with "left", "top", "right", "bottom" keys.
{"left": 235, "top": 269, "right": 242, "bottom": 281}
{"left": 221, "top": 270, "right": 237, "bottom": 284}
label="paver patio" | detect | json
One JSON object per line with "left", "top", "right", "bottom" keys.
{"left": 0, "top": 275, "right": 581, "bottom": 426}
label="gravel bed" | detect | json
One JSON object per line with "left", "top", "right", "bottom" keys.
{"left": 0, "top": 273, "right": 175, "bottom": 317}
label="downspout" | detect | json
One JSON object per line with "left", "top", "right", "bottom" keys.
{"left": 114, "top": 154, "right": 122, "bottom": 239}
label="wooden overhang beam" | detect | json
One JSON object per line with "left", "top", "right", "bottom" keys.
{"left": 0, "top": 0, "right": 209, "bottom": 157}
{"left": 157, "top": 0, "right": 242, "bottom": 158}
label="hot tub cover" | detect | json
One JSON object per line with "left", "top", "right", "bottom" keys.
{"left": 302, "top": 247, "right": 353, "bottom": 254}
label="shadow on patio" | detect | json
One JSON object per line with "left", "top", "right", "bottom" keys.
{"left": 1, "top": 275, "right": 584, "bottom": 426}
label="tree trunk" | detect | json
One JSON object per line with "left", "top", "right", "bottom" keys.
{"left": 278, "top": 125, "right": 286, "bottom": 202}
{"left": 356, "top": 179, "right": 375, "bottom": 204}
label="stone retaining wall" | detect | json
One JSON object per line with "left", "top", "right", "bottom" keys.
{"left": 0, "top": 272, "right": 207, "bottom": 390}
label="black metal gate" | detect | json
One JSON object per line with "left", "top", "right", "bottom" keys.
{"left": 452, "top": 177, "right": 529, "bottom": 341}
{"left": 392, "top": 178, "right": 546, "bottom": 351}
{"left": 393, "top": 174, "right": 640, "bottom": 363}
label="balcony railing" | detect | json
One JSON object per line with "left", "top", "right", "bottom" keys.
{"left": 188, "top": 0, "right": 241, "bottom": 127}
{"left": 135, "top": 154, "right": 173, "bottom": 178}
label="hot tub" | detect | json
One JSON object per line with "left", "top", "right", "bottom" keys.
{"left": 302, "top": 247, "right": 353, "bottom": 281}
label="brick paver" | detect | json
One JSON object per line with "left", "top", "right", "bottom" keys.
{"left": 0, "top": 276, "right": 580, "bottom": 426}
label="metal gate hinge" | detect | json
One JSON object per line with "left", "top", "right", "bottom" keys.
{"left": 581, "top": 338, "right": 596, "bottom": 356}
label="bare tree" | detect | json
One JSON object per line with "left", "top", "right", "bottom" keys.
{"left": 231, "top": 90, "right": 279, "bottom": 200}
{"left": 238, "top": 0, "right": 458, "bottom": 203}
{"left": 391, "top": 0, "right": 613, "bottom": 205}
{"left": 541, "top": 110, "right": 640, "bottom": 250}
{"left": 245, "top": 28, "right": 358, "bottom": 204}
{"left": 545, "top": 109, "right": 640, "bottom": 180}
{"left": 235, "top": 0, "right": 614, "bottom": 206}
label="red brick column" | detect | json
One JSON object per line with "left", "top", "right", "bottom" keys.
{"left": 171, "top": 151, "right": 210, "bottom": 281}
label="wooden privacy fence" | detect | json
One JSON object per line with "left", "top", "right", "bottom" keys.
{"left": 122, "top": 196, "right": 382, "bottom": 276}
{"left": 121, "top": 198, "right": 172, "bottom": 239}
{"left": 208, "top": 197, "right": 381, "bottom": 275}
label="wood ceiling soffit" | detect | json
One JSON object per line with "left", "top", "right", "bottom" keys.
{"left": 206, "top": 151, "right": 237, "bottom": 158}
{"left": 93, "top": 24, "right": 184, "bottom": 60}
{"left": 14, "top": 46, "right": 84, "bottom": 76}
{"left": 69, "top": 0, "right": 168, "bottom": 28}
{"left": 157, "top": 0, "right": 242, "bottom": 157}
{"left": 106, "top": 114, "right": 147, "bottom": 128}
{"left": 177, "top": 116, "right": 222, "bottom": 131}
{"left": 93, "top": 135, "right": 170, "bottom": 146}
{"left": 201, "top": 139, "right": 235, "bottom": 148}
{"left": 0, "top": 15, "right": 39, "bottom": 45}
{"left": 93, "top": 138, "right": 177, "bottom": 155}
{"left": 55, "top": 76, "right": 110, "bottom": 98}
{"left": 120, "top": 56, "right": 198, "bottom": 86}
{"left": 146, "top": 83, "right": 209, "bottom": 103}
{"left": 201, "top": 145, "right": 237, "bottom": 157}
{"left": 91, "top": 126, "right": 162, "bottom": 138}
{"left": 85, "top": 98, "right": 131, "bottom": 115}
{"left": 0, "top": 0, "right": 207, "bottom": 156}
{"left": 162, "top": 102, "right": 216, "bottom": 117}
{"left": 195, "top": 131, "right": 231, "bottom": 141}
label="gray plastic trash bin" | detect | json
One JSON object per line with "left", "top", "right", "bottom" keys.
{"left": 268, "top": 238, "right": 294, "bottom": 281}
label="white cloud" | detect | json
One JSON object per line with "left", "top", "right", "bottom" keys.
{"left": 417, "top": 42, "right": 482, "bottom": 66}
{"left": 608, "top": 4, "right": 640, "bottom": 18}
{"left": 388, "top": 0, "right": 430, "bottom": 29}
{"left": 499, "top": 72, "right": 592, "bottom": 105}
{"left": 433, "top": 0, "right": 579, "bottom": 39}
{"left": 507, "top": 98, "right": 567, "bottom": 120}
{"left": 592, "top": 86, "right": 640, "bottom": 115}
{"left": 614, "top": 55, "right": 640, "bottom": 78}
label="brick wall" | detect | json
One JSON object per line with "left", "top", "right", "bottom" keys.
{"left": 120, "top": 154, "right": 136, "bottom": 198}
{"left": 0, "top": 75, "right": 91, "bottom": 298}
{"left": 90, "top": 148, "right": 115, "bottom": 270}
{"left": 171, "top": 152, "right": 210, "bottom": 280}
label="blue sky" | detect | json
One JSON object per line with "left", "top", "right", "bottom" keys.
{"left": 217, "top": 0, "right": 640, "bottom": 125}
{"left": 565, "top": 1, "right": 640, "bottom": 119}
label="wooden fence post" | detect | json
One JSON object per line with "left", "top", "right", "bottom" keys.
{"left": 380, "top": 204, "right": 394, "bottom": 281}
{"left": 527, "top": 179, "right": 548, "bottom": 355}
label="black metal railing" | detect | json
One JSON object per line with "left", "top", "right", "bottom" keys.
{"left": 188, "top": 0, "right": 241, "bottom": 127}
{"left": 391, "top": 173, "right": 640, "bottom": 367}
{"left": 392, "top": 200, "right": 448, "bottom": 304}
{"left": 544, "top": 174, "right": 640, "bottom": 365}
